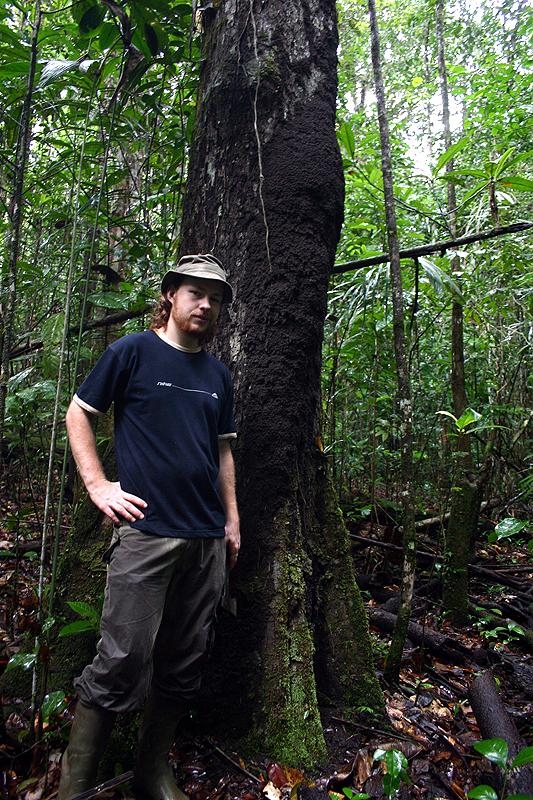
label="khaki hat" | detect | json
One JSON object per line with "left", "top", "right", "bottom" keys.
{"left": 161, "top": 254, "right": 233, "bottom": 303}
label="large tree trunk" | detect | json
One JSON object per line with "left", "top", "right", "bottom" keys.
{"left": 179, "top": 0, "right": 383, "bottom": 765}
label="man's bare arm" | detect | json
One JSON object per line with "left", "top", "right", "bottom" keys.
{"left": 66, "top": 400, "right": 147, "bottom": 525}
{"left": 218, "top": 438, "right": 240, "bottom": 569}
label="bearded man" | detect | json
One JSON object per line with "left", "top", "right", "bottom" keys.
{"left": 58, "top": 254, "right": 240, "bottom": 800}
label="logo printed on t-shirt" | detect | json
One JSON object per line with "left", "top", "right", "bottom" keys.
{"left": 157, "top": 381, "right": 218, "bottom": 399}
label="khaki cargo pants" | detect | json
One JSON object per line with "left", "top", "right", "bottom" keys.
{"left": 74, "top": 523, "right": 226, "bottom": 712}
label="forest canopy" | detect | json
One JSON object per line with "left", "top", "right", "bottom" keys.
{"left": 1, "top": 0, "right": 532, "bottom": 510}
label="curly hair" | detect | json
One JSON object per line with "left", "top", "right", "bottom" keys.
{"left": 149, "top": 280, "right": 220, "bottom": 345}
{"left": 150, "top": 292, "right": 173, "bottom": 331}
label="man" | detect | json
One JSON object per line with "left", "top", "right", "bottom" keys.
{"left": 58, "top": 254, "right": 240, "bottom": 800}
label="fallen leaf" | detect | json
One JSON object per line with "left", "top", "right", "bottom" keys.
{"left": 263, "top": 781, "right": 283, "bottom": 800}
{"left": 285, "top": 767, "right": 305, "bottom": 788}
{"left": 267, "top": 762, "right": 288, "bottom": 788}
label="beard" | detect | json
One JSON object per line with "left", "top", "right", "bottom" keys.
{"left": 171, "top": 306, "right": 219, "bottom": 345}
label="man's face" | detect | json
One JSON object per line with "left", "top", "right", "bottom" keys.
{"left": 167, "top": 278, "right": 224, "bottom": 343}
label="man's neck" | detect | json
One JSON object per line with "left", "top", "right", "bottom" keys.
{"left": 155, "top": 328, "right": 201, "bottom": 353}
{"left": 163, "top": 318, "right": 200, "bottom": 350}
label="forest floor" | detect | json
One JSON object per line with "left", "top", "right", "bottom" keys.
{"left": 1, "top": 505, "right": 533, "bottom": 800}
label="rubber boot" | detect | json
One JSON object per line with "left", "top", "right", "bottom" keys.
{"left": 132, "top": 691, "right": 188, "bottom": 800}
{"left": 57, "top": 699, "right": 116, "bottom": 800}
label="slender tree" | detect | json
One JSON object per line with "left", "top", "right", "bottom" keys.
{"left": 0, "top": 0, "right": 41, "bottom": 469}
{"left": 436, "top": 0, "right": 490, "bottom": 625}
{"left": 366, "top": 0, "right": 416, "bottom": 686}
{"left": 179, "top": 0, "right": 384, "bottom": 764}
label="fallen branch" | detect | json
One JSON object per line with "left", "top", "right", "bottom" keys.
{"left": 10, "top": 306, "right": 152, "bottom": 359}
{"left": 367, "top": 608, "right": 473, "bottom": 664}
{"left": 332, "top": 221, "right": 533, "bottom": 274}
{"left": 203, "top": 736, "right": 261, "bottom": 783}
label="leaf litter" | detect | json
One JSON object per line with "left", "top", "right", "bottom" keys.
{"left": 2, "top": 508, "right": 533, "bottom": 800}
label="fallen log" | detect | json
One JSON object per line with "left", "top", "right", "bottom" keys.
{"left": 469, "top": 563, "right": 530, "bottom": 593}
{"left": 468, "top": 669, "right": 533, "bottom": 797}
{"left": 366, "top": 608, "right": 473, "bottom": 664}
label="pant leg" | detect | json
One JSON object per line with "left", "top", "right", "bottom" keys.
{"left": 75, "top": 525, "right": 191, "bottom": 712}
{"left": 151, "top": 537, "right": 226, "bottom": 703}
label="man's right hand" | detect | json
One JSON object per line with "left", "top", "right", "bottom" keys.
{"left": 66, "top": 400, "right": 148, "bottom": 526}
{"left": 88, "top": 479, "right": 148, "bottom": 525}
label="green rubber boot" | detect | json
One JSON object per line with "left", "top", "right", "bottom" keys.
{"left": 132, "top": 691, "right": 187, "bottom": 800}
{"left": 57, "top": 699, "right": 116, "bottom": 800}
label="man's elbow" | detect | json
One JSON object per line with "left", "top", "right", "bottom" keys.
{"left": 65, "top": 399, "right": 86, "bottom": 434}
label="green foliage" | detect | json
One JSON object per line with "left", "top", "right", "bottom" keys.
{"left": 341, "top": 747, "right": 413, "bottom": 800}
{"left": 59, "top": 596, "right": 104, "bottom": 637}
{"left": 488, "top": 518, "right": 530, "bottom": 547}
{"left": 468, "top": 738, "right": 533, "bottom": 800}
{"left": 343, "top": 788, "right": 370, "bottom": 800}
{"left": 326, "top": 0, "right": 533, "bottom": 518}
{"left": 475, "top": 613, "right": 525, "bottom": 645}
{"left": 373, "top": 747, "right": 412, "bottom": 798}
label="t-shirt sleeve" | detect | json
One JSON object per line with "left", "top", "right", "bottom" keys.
{"left": 74, "top": 344, "right": 130, "bottom": 416}
{"left": 218, "top": 372, "right": 236, "bottom": 439}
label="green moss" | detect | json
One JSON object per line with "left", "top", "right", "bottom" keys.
{"left": 259, "top": 501, "right": 327, "bottom": 767}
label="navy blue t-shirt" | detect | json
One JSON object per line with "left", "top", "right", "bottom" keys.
{"left": 74, "top": 330, "right": 236, "bottom": 538}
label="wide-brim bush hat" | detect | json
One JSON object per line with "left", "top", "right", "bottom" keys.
{"left": 161, "top": 254, "right": 233, "bottom": 303}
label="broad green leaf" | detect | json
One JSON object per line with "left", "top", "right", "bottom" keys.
{"left": 437, "top": 410, "right": 458, "bottom": 423}
{"left": 59, "top": 619, "right": 99, "bottom": 637}
{"left": 87, "top": 292, "right": 132, "bottom": 310}
{"left": 456, "top": 408, "right": 482, "bottom": 431}
{"left": 79, "top": 3, "right": 105, "bottom": 34}
{"left": 5, "top": 652, "right": 38, "bottom": 673}
{"left": 144, "top": 23, "right": 160, "bottom": 56}
{"left": 385, "top": 748, "right": 408, "bottom": 779}
{"left": 8, "top": 367, "right": 34, "bottom": 391}
{"left": 0, "top": 62, "right": 31, "bottom": 78}
{"left": 491, "top": 518, "right": 527, "bottom": 541}
{"left": 433, "top": 137, "right": 469, "bottom": 176}
{"left": 66, "top": 600, "right": 101, "bottom": 622}
{"left": 510, "top": 746, "right": 533, "bottom": 768}
{"left": 467, "top": 787, "right": 498, "bottom": 800}
{"left": 412, "top": 76, "right": 423, "bottom": 87}
{"left": 473, "top": 738, "right": 508, "bottom": 768}
{"left": 462, "top": 181, "right": 490, "bottom": 204}
{"left": 418, "top": 257, "right": 464, "bottom": 300}
{"left": 339, "top": 122, "right": 356, "bottom": 159}
{"left": 382, "top": 773, "right": 399, "bottom": 799}
{"left": 500, "top": 176, "right": 533, "bottom": 192}
{"left": 41, "top": 691, "right": 67, "bottom": 720}
{"left": 493, "top": 147, "right": 516, "bottom": 179}
{"left": 500, "top": 150, "right": 533, "bottom": 172}
{"left": 42, "top": 313, "right": 65, "bottom": 347}
{"left": 99, "top": 21, "right": 119, "bottom": 51}
{"left": 505, "top": 795, "right": 533, "bottom": 800}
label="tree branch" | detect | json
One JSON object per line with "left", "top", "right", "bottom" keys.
{"left": 332, "top": 221, "right": 533, "bottom": 275}
{"left": 10, "top": 306, "right": 152, "bottom": 360}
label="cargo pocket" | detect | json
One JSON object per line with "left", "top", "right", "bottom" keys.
{"left": 102, "top": 527, "right": 121, "bottom": 565}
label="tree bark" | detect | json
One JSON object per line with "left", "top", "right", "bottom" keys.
{"left": 468, "top": 670, "right": 533, "bottom": 797}
{"left": 367, "top": 0, "right": 416, "bottom": 687}
{"left": 179, "top": 0, "right": 383, "bottom": 765}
